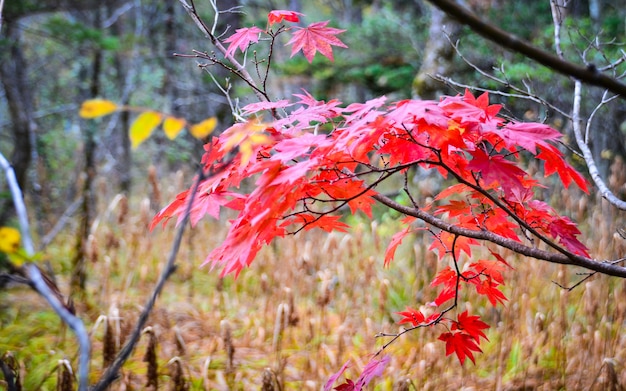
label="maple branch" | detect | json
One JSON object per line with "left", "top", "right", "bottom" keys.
{"left": 92, "top": 162, "right": 214, "bottom": 390}
{"left": 436, "top": 157, "right": 580, "bottom": 261}
{"left": 427, "top": 0, "right": 626, "bottom": 97}
{"left": 372, "top": 193, "right": 626, "bottom": 278}
{"left": 176, "top": 0, "right": 269, "bottom": 103}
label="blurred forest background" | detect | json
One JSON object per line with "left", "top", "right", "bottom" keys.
{"left": 2, "top": 0, "right": 626, "bottom": 389}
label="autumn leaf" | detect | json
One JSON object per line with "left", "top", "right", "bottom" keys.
{"left": 475, "top": 276, "right": 507, "bottom": 306}
{"left": 355, "top": 355, "right": 390, "bottom": 389}
{"left": 324, "top": 360, "right": 351, "bottom": 391}
{"left": 268, "top": 10, "right": 303, "bottom": 25}
{"left": 0, "top": 227, "right": 21, "bottom": 254}
{"left": 223, "top": 26, "right": 264, "bottom": 58}
{"left": 287, "top": 21, "right": 347, "bottom": 62}
{"left": 537, "top": 144, "right": 588, "bottom": 192}
{"left": 496, "top": 122, "right": 562, "bottom": 155}
{"left": 469, "top": 258, "right": 508, "bottom": 284}
{"left": 396, "top": 306, "right": 425, "bottom": 326}
{"left": 79, "top": 99, "right": 117, "bottom": 118}
{"left": 190, "top": 117, "right": 217, "bottom": 139}
{"left": 163, "top": 116, "right": 186, "bottom": 139}
{"left": 130, "top": 111, "right": 163, "bottom": 149}
{"left": 453, "top": 311, "right": 489, "bottom": 342}
{"left": 384, "top": 226, "right": 412, "bottom": 267}
{"left": 548, "top": 216, "right": 590, "bottom": 256}
{"left": 438, "top": 332, "right": 482, "bottom": 365}
{"left": 221, "top": 122, "right": 271, "bottom": 166}
{"left": 467, "top": 149, "right": 527, "bottom": 196}
{"left": 282, "top": 214, "right": 350, "bottom": 233}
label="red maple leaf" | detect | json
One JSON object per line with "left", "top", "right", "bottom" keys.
{"left": 467, "top": 149, "right": 527, "bottom": 196}
{"left": 453, "top": 311, "right": 490, "bottom": 342}
{"left": 536, "top": 144, "right": 588, "bottom": 192}
{"left": 548, "top": 216, "right": 590, "bottom": 256}
{"left": 223, "top": 26, "right": 264, "bottom": 57}
{"left": 268, "top": 10, "right": 303, "bottom": 25}
{"left": 287, "top": 21, "right": 347, "bottom": 62}
{"left": 396, "top": 306, "right": 425, "bottom": 326}
{"left": 281, "top": 213, "right": 350, "bottom": 233}
{"left": 334, "top": 380, "right": 356, "bottom": 391}
{"left": 469, "top": 258, "right": 509, "bottom": 284}
{"left": 475, "top": 276, "right": 508, "bottom": 306}
{"left": 439, "top": 331, "right": 483, "bottom": 365}
{"left": 496, "top": 122, "right": 562, "bottom": 155}
{"left": 384, "top": 226, "right": 412, "bottom": 267}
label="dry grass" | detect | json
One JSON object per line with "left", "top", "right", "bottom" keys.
{"left": 2, "top": 171, "right": 626, "bottom": 390}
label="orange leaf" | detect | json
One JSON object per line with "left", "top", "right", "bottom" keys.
{"left": 79, "top": 99, "right": 117, "bottom": 118}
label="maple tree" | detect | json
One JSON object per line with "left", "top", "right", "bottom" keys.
{"left": 80, "top": 5, "right": 626, "bottom": 389}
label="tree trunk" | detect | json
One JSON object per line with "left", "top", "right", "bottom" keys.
{"left": 70, "top": 9, "right": 103, "bottom": 298}
{"left": 0, "top": 21, "right": 37, "bottom": 225}
{"left": 412, "top": 2, "right": 462, "bottom": 99}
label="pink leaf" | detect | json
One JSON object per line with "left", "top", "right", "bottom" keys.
{"left": 223, "top": 26, "right": 264, "bottom": 57}
{"left": 241, "top": 99, "right": 292, "bottom": 116}
{"left": 355, "top": 355, "right": 390, "bottom": 388}
{"left": 325, "top": 360, "right": 351, "bottom": 391}
{"left": 287, "top": 21, "right": 347, "bottom": 62}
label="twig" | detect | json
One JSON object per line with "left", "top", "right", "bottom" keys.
{"left": 571, "top": 81, "right": 626, "bottom": 210}
{"left": 91, "top": 165, "right": 207, "bottom": 390}
{"left": 0, "top": 0, "right": 4, "bottom": 32}
{"left": 25, "top": 265, "right": 90, "bottom": 390}
{"left": 1, "top": 151, "right": 90, "bottom": 391}
{"left": 428, "top": 0, "right": 626, "bottom": 96}
{"left": 176, "top": 0, "right": 269, "bottom": 103}
{"left": 0, "top": 152, "right": 34, "bottom": 254}
{"left": 39, "top": 198, "right": 81, "bottom": 250}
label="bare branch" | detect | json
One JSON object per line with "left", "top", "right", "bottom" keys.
{"left": 25, "top": 265, "right": 90, "bottom": 391}
{"left": 176, "top": 0, "right": 269, "bottom": 103}
{"left": 571, "top": 81, "right": 626, "bottom": 210}
{"left": 428, "top": 0, "right": 626, "bottom": 97}
{"left": 91, "top": 164, "right": 207, "bottom": 390}
{"left": 0, "top": 152, "right": 34, "bottom": 254}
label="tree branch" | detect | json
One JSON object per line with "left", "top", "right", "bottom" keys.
{"left": 91, "top": 166, "right": 206, "bottom": 390}
{"left": 571, "top": 81, "right": 626, "bottom": 209}
{"left": 427, "top": 0, "right": 626, "bottom": 97}
{"left": 372, "top": 193, "right": 626, "bottom": 278}
{"left": 176, "top": 0, "right": 269, "bottom": 103}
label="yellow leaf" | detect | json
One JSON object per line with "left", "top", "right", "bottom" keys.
{"left": 79, "top": 99, "right": 118, "bottom": 118}
{"left": 0, "top": 227, "right": 21, "bottom": 254}
{"left": 163, "top": 117, "right": 186, "bottom": 140}
{"left": 130, "top": 111, "right": 163, "bottom": 149}
{"left": 190, "top": 117, "right": 218, "bottom": 139}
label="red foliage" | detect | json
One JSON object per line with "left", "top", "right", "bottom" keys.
{"left": 157, "top": 10, "right": 593, "bottom": 385}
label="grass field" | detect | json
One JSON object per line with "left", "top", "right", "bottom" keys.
{"left": 2, "top": 174, "right": 626, "bottom": 390}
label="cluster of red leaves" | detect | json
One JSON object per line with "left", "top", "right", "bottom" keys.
{"left": 154, "top": 9, "right": 590, "bottom": 388}
{"left": 224, "top": 9, "right": 346, "bottom": 63}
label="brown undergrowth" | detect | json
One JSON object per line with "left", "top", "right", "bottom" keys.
{"left": 2, "top": 169, "right": 626, "bottom": 390}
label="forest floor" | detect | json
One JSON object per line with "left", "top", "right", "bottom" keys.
{"left": 2, "top": 177, "right": 626, "bottom": 390}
